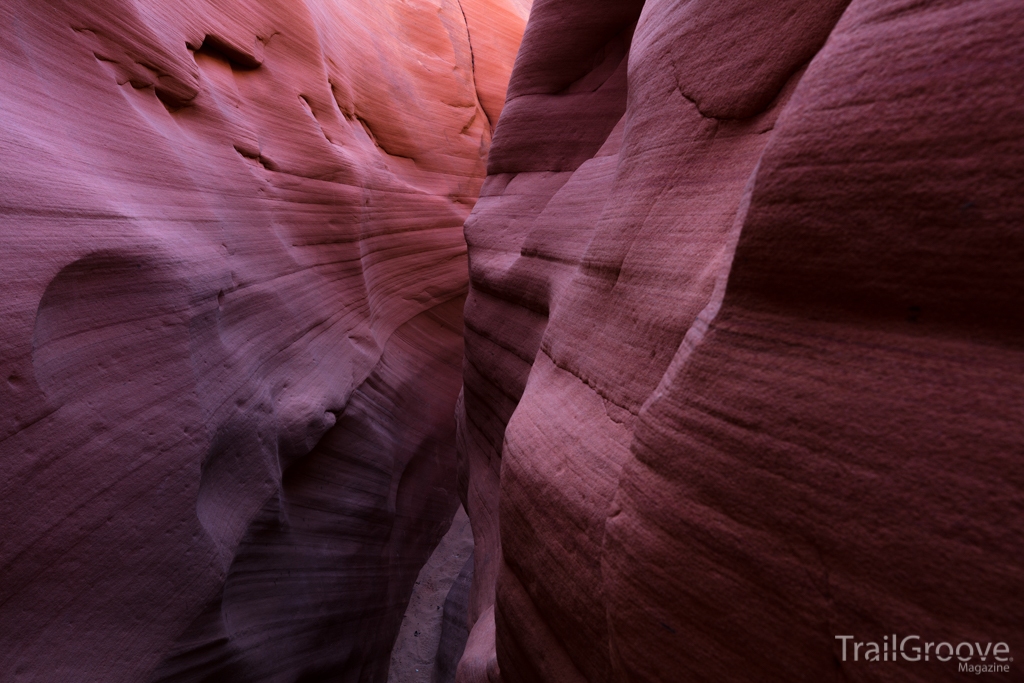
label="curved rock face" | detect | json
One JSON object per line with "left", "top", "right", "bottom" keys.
{"left": 457, "top": 0, "right": 1024, "bottom": 681}
{"left": 0, "top": 0, "right": 526, "bottom": 681}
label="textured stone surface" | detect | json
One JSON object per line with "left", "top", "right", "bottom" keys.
{"left": 0, "top": 0, "right": 526, "bottom": 681}
{"left": 456, "top": 0, "right": 1024, "bottom": 682}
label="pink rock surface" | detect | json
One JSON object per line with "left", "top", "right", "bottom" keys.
{"left": 456, "top": 0, "right": 1024, "bottom": 682}
{"left": 0, "top": 0, "right": 526, "bottom": 680}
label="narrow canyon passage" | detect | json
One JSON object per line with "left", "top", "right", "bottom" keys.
{"left": 1, "top": 1, "right": 1022, "bottom": 682}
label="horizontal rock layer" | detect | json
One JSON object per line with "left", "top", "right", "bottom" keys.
{"left": 456, "top": 0, "right": 1024, "bottom": 681}
{"left": 0, "top": 0, "right": 526, "bottom": 681}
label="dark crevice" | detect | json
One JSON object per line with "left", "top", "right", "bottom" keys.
{"left": 518, "top": 246, "right": 580, "bottom": 268}
{"left": 196, "top": 34, "right": 262, "bottom": 70}
{"left": 538, "top": 346, "right": 637, "bottom": 417}
{"left": 233, "top": 145, "right": 277, "bottom": 171}
{"left": 455, "top": 0, "right": 493, "bottom": 131}
{"left": 355, "top": 115, "right": 416, "bottom": 162}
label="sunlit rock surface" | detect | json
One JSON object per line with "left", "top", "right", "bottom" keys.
{"left": 456, "top": 0, "right": 1024, "bottom": 681}
{"left": 0, "top": 0, "right": 526, "bottom": 680}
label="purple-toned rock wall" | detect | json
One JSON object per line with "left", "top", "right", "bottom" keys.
{"left": 0, "top": 0, "right": 526, "bottom": 680}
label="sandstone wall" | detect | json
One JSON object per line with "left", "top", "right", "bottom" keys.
{"left": 0, "top": 0, "right": 526, "bottom": 680}
{"left": 456, "top": 1, "right": 1024, "bottom": 681}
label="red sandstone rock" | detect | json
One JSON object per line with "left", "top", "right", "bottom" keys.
{"left": 457, "top": 0, "right": 1024, "bottom": 682}
{"left": 0, "top": 0, "right": 526, "bottom": 680}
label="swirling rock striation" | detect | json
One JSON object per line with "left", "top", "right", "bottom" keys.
{"left": 0, "top": 0, "right": 526, "bottom": 680}
{"left": 456, "top": 0, "right": 1024, "bottom": 681}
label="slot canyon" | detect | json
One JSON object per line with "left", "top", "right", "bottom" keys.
{"left": 0, "top": 1, "right": 1021, "bottom": 682}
